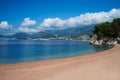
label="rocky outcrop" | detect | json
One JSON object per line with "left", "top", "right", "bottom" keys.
{"left": 90, "top": 34, "right": 118, "bottom": 45}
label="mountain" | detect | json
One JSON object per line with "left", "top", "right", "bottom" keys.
{"left": 31, "top": 32, "right": 56, "bottom": 39}
{"left": 0, "top": 34, "right": 4, "bottom": 37}
{"left": 11, "top": 33, "right": 30, "bottom": 39}
{"left": 0, "top": 25, "right": 94, "bottom": 39}
{"left": 46, "top": 25, "right": 94, "bottom": 38}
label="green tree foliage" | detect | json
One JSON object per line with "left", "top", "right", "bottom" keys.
{"left": 93, "top": 18, "right": 120, "bottom": 39}
{"left": 112, "top": 18, "right": 120, "bottom": 36}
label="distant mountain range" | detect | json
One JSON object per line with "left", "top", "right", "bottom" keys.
{"left": 46, "top": 25, "right": 94, "bottom": 38}
{"left": 0, "top": 25, "right": 94, "bottom": 39}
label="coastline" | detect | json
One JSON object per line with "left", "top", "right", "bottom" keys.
{"left": 0, "top": 45, "right": 120, "bottom": 80}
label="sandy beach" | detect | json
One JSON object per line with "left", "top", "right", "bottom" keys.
{"left": 0, "top": 45, "right": 120, "bottom": 80}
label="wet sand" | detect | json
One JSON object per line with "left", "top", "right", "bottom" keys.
{"left": 0, "top": 45, "right": 120, "bottom": 80}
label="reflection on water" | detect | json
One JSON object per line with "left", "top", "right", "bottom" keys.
{"left": 0, "top": 40, "right": 109, "bottom": 64}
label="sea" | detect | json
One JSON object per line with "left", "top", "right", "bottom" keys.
{"left": 0, "top": 40, "right": 109, "bottom": 64}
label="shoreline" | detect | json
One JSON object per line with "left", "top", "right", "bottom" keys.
{"left": 0, "top": 45, "right": 120, "bottom": 80}
{"left": 0, "top": 43, "right": 111, "bottom": 65}
{"left": 0, "top": 45, "right": 113, "bottom": 67}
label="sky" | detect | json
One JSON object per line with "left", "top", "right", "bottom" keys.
{"left": 0, "top": 0, "right": 120, "bottom": 34}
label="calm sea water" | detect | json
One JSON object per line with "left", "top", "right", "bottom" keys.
{"left": 0, "top": 40, "right": 109, "bottom": 64}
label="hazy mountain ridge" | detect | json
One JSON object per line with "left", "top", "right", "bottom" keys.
{"left": 45, "top": 25, "right": 94, "bottom": 38}
{"left": 0, "top": 25, "right": 94, "bottom": 39}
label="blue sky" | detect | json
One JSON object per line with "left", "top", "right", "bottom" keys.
{"left": 0, "top": 0, "right": 120, "bottom": 34}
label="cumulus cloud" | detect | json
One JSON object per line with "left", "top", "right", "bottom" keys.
{"left": 0, "top": 21, "right": 12, "bottom": 29}
{"left": 40, "top": 18, "right": 64, "bottom": 30}
{"left": 21, "top": 18, "right": 36, "bottom": 27}
{"left": 19, "top": 18, "right": 39, "bottom": 33}
{"left": 1, "top": 8, "right": 120, "bottom": 34}
{"left": 0, "top": 21, "right": 15, "bottom": 34}
{"left": 19, "top": 27, "right": 39, "bottom": 33}
{"left": 39, "top": 8, "right": 120, "bottom": 30}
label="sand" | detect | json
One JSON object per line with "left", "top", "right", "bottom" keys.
{"left": 0, "top": 45, "right": 120, "bottom": 80}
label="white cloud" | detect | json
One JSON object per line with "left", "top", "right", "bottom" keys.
{"left": 21, "top": 18, "right": 36, "bottom": 27}
{"left": 39, "top": 8, "right": 120, "bottom": 30}
{"left": 40, "top": 18, "right": 64, "bottom": 27}
{"left": 40, "top": 18, "right": 65, "bottom": 30}
{"left": 2, "top": 8, "right": 120, "bottom": 34}
{"left": 0, "top": 21, "right": 12, "bottom": 29}
{"left": 0, "top": 21, "right": 15, "bottom": 34}
{"left": 19, "top": 27, "right": 39, "bottom": 33}
{"left": 19, "top": 18, "right": 39, "bottom": 33}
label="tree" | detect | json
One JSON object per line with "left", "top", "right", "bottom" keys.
{"left": 112, "top": 18, "right": 120, "bottom": 36}
{"left": 94, "top": 22, "right": 111, "bottom": 39}
{"left": 93, "top": 20, "right": 118, "bottom": 40}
